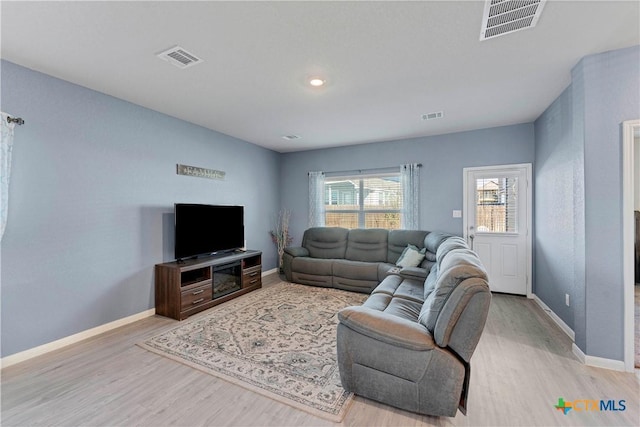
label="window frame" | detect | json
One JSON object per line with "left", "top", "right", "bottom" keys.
{"left": 324, "top": 171, "right": 402, "bottom": 229}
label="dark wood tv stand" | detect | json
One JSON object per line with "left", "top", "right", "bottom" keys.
{"left": 155, "top": 250, "right": 262, "bottom": 320}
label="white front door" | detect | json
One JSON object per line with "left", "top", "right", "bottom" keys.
{"left": 463, "top": 164, "right": 531, "bottom": 296}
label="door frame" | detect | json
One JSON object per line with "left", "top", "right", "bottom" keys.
{"left": 622, "top": 119, "right": 640, "bottom": 372}
{"left": 463, "top": 163, "right": 533, "bottom": 298}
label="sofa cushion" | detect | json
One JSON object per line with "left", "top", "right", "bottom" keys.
{"left": 302, "top": 227, "right": 349, "bottom": 259}
{"left": 424, "top": 231, "right": 451, "bottom": 257}
{"left": 368, "top": 275, "right": 424, "bottom": 321}
{"left": 418, "top": 248, "right": 487, "bottom": 332}
{"left": 424, "top": 263, "right": 439, "bottom": 298}
{"left": 435, "top": 236, "right": 468, "bottom": 264}
{"left": 387, "top": 230, "right": 428, "bottom": 264}
{"left": 364, "top": 292, "right": 394, "bottom": 311}
{"left": 422, "top": 259, "right": 436, "bottom": 272}
{"left": 345, "top": 228, "right": 388, "bottom": 262}
{"left": 390, "top": 279, "right": 425, "bottom": 304}
{"left": 383, "top": 298, "right": 423, "bottom": 322}
{"left": 396, "top": 244, "right": 426, "bottom": 268}
{"left": 290, "top": 257, "right": 333, "bottom": 276}
{"left": 372, "top": 275, "right": 424, "bottom": 301}
{"left": 333, "top": 259, "right": 379, "bottom": 281}
{"left": 371, "top": 274, "right": 403, "bottom": 297}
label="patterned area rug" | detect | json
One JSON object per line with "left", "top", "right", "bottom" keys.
{"left": 139, "top": 282, "right": 367, "bottom": 422}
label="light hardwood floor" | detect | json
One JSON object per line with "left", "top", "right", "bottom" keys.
{"left": 1, "top": 274, "right": 638, "bottom": 426}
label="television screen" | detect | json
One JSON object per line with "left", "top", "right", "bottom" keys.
{"left": 174, "top": 204, "right": 244, "bottom": 260}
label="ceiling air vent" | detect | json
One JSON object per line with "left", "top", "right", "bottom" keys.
{"left": 422, "top": 111, "right": 444, "bottom": 121}
{"left": 156, "top": 45, "right": 203, "bottom": 69}
{"left": 480, "top": 0, "right": 546, "bottom": 40}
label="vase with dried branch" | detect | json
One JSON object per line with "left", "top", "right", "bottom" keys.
{"left": 270, "top": 209, "right": 293, "bottom": 273}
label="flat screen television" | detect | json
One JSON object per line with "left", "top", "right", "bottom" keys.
{"left": 174, "top": 204, "right": 244, "bottom": 260}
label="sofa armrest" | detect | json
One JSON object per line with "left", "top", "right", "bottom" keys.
{"left": 282, "top": 247, "right": 309, "bottom": 281}
{"left": 399, "top": 267, "right": 428, "bottom": 280}
{"left": 338, "top": 306, "right": 435, "bottom": 351}
{"left": 433, "top": 278, "right": 491, "bottom": 362}
{"left": 284, "top": 246, "right": 309, "bottom": 257}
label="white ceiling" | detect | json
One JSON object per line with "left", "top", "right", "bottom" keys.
{"left": 2, "top": 1, "right": 639, "bottom": 153}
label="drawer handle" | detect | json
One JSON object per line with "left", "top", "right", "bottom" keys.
{"left": 192, "top": 298, "right": 204, "bottom": 305}
{"left": 249, "top": 272, "right": 258, "bottom": 277}
{"left": 250, "top": 279, "right": 258, "bottom": 284}
{"left": 192, "top": 289, "right": 204, "bottom": 295}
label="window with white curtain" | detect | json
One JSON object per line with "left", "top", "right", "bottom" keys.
{"left": 309, "top": 164, "right": 420, "bottom": 230}
{"left": 324, "top": 171, "right": 403, "bottom": 229}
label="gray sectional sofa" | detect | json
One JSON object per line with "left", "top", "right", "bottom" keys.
{"left": 283, "top": 227, "right": 491, "bottom": 417}
{"left": 283, "top": 227, "right": 447, "bottom": 292}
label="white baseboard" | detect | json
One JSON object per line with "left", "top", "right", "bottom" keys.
{"left": 2, "top": 270, "right": 278, "bottom": 369}
{"left": 1, "top": 308, "right": 156, "bottom": 369}
{"left": 572, "top": 342, "right": 586, "bottom": 363}
{"left": 262, "top": 268, "right": 278, "bottom": 276}
{"left": 531, "top": 293, "right": 626, "bottom": 372}
{"left": 572, "top": 343, "right": 626, "bottom": 372}
{"left": 531, "top": 294, "right": 575, "bottom": 341}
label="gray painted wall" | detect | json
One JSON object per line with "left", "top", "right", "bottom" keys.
{"left": 3, "top": 45, "right": 636, "bottom": 363}
{"left": 534, "top": 86, "right": 579, "bottom": 331}
{"left": 0, "top": 60, "right": 281, "bottom": 357}
{"left": 534, "top": 45, "right": 640, "bottom": 361}
{"left": 280, "top": 124, "right": 535, "bottom": 246}
{"left": 582, "top": 46, "right": 640, "bottom": 360}
{"left": 534, "top": 83, "right": 587, "bottom": 348}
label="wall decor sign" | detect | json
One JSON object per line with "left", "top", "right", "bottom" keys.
{"left": 177, "top": 164, "right": 226, "bottom": 180}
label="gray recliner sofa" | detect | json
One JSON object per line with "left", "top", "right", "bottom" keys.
{"left": 283, "top": 227, "right": 446, "bottom": 293}
{"left": 283, "top": 227, "right": 491, "bottom": 417}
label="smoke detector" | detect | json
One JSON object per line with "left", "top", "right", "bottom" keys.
{"left": 480, "top": 0, "right": 547, "bottom": 40}
{"left": 156, "top": 45, "right": 203, "bottom": 69}
{"left": 282, "top": 135, "right": 301, "bottom": 141}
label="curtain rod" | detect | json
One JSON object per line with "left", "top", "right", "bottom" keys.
{"left": 308, "top": 163, "right": 422, "bottom": 176}
{"left": 6, "top": 116, "right": 24, "bottom": 126}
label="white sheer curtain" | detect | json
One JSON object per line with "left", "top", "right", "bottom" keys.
{"left": 308, "top": 171, "right": 325, "bottom": 227}
{"left": 401, "top": 163, "right": 420, "bottom": 230}
{"left": 1, "top": 113, "right": 16, "bottom": 241}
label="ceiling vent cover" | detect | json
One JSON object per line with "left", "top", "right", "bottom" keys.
{"left": 422, "top": 111, "right": 444, "bottom": 121}
{"left": 156, "top": 46, "right": 203, "bottom": 69}
{"left": 480, "top": 0, "right": 546, "bottom": 40}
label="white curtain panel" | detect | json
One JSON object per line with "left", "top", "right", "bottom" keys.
{"left": 401, "top": 163, "right": 420, "bottom": 230}
{"left": 0, "top": 113, "right": 16, "bottom": 241}
{"left": 308, "top": 171, "right": 326, "bottom": 227}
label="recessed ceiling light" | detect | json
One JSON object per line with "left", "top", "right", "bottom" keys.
{"left": 309, "top": 78, "right": 326, "bottom": 87}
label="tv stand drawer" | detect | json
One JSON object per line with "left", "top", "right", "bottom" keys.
{"left": 243, "top": 265, "right": 261, "bottom": 288}
{"left": 181, "top": 283, "right": 213, "bottom": 311}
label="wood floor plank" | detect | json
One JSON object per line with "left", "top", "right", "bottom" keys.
{"left": 1, "top": 276, "right": 638, "bottom": 426}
